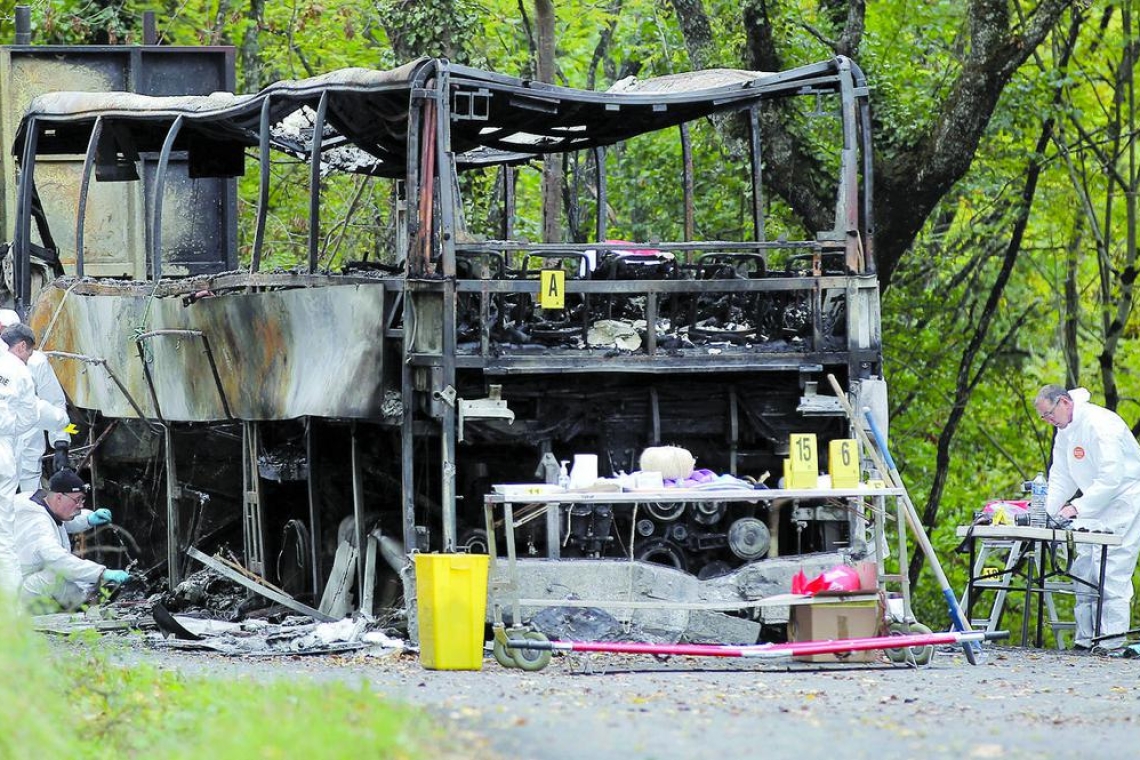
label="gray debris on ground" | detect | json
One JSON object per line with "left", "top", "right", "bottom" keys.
{"left": 148, "top": 615, "right": 406, "bottom": 657}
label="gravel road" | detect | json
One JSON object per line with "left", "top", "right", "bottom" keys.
{"left": 50, "top": 636, "right": 1140, "bottom": 760}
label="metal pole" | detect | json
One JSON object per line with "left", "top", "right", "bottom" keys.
{"left": 15, "top": 117, "right": 39, "bottom": 313}
{"left": 305, "top": 418, "right": 323, "bottom": 597}
{"left": 400, "top": 314, "right": 420, "bottom": 552}
{"left": 76, "top": 117, "right": 105, "bottom": 278}
{"left": 593, "top": 146, "right": 607, "bottom": 242}
{"left": 164, "top": 425, "right": 180, "bottom": 589}
{"left": 433, "top": 66, "right": 458, "bottom": 552}
{"left": 748, "top": 105, "right": 765, "bottom": 243}
{"left": 142, "top": 11, "right": 158, "bottom": 45}
{"left": 15, "top": 6, "right": 31, "bottom": 44}
{"left": 152, "top": 116, "right": 184, "bottom": 282}
{"left": 308, "top": 91, "right": 328, "bottom": 273}
{"left": 251, "top": 96, "right": 272, "bottom": 273}
{"left": 351, "top": 424, "right": 367, "bottom": 600}
{"left": 241, "top": 421, "right": 266, "bottom": 577}
{"left": 680, "top": 124, "right": 694, "bottom": 244}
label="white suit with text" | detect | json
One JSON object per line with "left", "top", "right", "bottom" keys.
{"left": 1045, "top": 388, "right": 1140, "bottom": 648}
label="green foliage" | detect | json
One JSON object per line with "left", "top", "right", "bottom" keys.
{"left": 0, "top": 610, "right": 75, "bottom": 758}
{"left": 0, "top": 613, "right": 440, "bottom": 760}
{"left": 0, "top": 0, "right": 135, "bottom": 44}
{"left": 236, "top": 160, "right": 399, "bottom": 272}
{"left": 861, "top": 2, "right": 968, "bottom": 150}
{"left": 67, "top": 650, "right": 427, "bottom": 759}
{"left": 375, "top": 0, "right": 483, "bottom": 65}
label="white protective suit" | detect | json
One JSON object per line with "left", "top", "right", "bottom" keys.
{"left": 1045, "top": 387, "right": 1140, "bottom": 648}
{"left": 0, "top": 350, "right": 40, "bottom": 602}
{"left": 13, "top": 491, "right": 105, "bottom": 611}
{"left": 17, "top": 350, "right": 71, "bottom": 492}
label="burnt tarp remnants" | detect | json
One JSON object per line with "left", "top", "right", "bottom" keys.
{"left": 148, "top": 615, "right": 406, "bottom": 657}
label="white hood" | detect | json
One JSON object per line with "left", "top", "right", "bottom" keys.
{"left": 1068, "top": 387, "right": 1091, "bottom": 405}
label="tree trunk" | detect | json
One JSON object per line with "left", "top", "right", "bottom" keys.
{"left": 535, "top": 0, "right": 561, "bottom": 243}
{"left": 1063, "top": 226, "right": 1082, "bottom": 389}
{"left": 240, "top": 0, "right": 266, "bottom": 91}
{"left": 669, "top": 0, "right": 716, "bottom": 70}
{"left": 1099, "top": 2, "right": 1138, "bottom": 412}
{"left": 906, "top": 11, "right": 1082, "bottom": 585}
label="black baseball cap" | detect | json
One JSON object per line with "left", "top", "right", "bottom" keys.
{"left": 49, "top": 470, "right": 87, "bottom": 494}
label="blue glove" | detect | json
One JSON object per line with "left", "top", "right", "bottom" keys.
{"left": 88, "top": 508, "right": 112, "bottom": 526}
{"left": 102, "top": 569, "right": 129, "bottom": 585}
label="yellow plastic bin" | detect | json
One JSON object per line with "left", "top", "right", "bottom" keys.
{"left": 414, "top": 553, "right": 490, "bottom": 670}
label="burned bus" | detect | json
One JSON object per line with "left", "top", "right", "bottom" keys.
{"left": 5, "top": 53, "right": 885, "bottom": 638}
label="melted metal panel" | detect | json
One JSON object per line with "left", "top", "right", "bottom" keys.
{"left": 32, "top": 282, "right": 385, "bottom": 421}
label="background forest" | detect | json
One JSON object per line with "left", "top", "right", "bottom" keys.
{"left": 2, "top": 0, "right": 1137, "bottom": 632}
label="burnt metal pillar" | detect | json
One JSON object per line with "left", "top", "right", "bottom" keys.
{"left": 143, "top": 12, "right": 158, "bottom": 45}
{"left": 748, "top": 105, "right": 765, "bottom": 243}
{"left": 593, "top": 146, "right": 607, "bottom": 242}
{"left": 400, "top": 318, "right": 417, "bottom": 554}
{"left": 164, "top": 425, "right": 181, "bottom": 589}
{"left": 649, "top": 387, "right": 660, "bottom": 445}
{"left": 15, "top": 6, "right": 31, "bottom": 44}
{"left": 435, "top": 65, "right": 458, "bottom": 551}
{"left": 728, "top": 386, "right": 739, "bottom": 476}
{"left": 152, "top": 116, "right": 184, "bottom": 281}
{"left": 241, "top": 421, "right": 267, "bottom": 577}
{"left": 400, "top": 65, "right": 433, "bottom": 557}
{"left": 305, "top": 418, "right": 323, "bottom": 596}
{"left": 251, "top": 96, "right": 273, "bottom": 273}
{"left": 14, "top": 117, "right": 39, "bottom": 313}
{"left": 851, "top": 61, "right": 876, "bottom": 272}
{"left": 680, "top": 124, "right": 694, "bottom": 244}
{"left": 501, "top": 166, "right": 515, "bottom": 241}
{"left": 308, "top": 91, "right": 329, "bottom": 273}
{"left": 836, "top": 58, "right": 863, "bottom": 273}
{"left": 76, "top": 116, "right": 105, "bottom": 278}
{"left": 351, "top": 424, "right": 367, "bottom": 598}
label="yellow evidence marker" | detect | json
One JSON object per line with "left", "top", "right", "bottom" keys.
{"left": 539, "top": 270, "right": 565, "bottom": 309}
{"left": 787, "top": 433, "right": 818, "bottom": 489}
{"left": 828, "top": 438, "right": 860, "bottom": 488}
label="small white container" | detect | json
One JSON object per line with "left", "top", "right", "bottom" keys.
{"left": 569, "top": 454, "right": 598, "bottom": 489}
{"left": 634, "top": 471, "right": 665, "bottom": 490}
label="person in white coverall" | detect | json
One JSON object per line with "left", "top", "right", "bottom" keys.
{"left": 13, "top": 469, "right": 127, "bottom": 612}
{"left": 0, "top": 322, "right": 69, "bottom": 604}
{"left": 1035, "top": 384, "right": 1140, "bottom": 651}
{"left": 0, "top": 310, "right": 71, "bottom": 489}
{"left": 0, "top": 345, "right": 39, "bottom": 602}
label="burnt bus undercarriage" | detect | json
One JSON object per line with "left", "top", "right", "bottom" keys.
{"left": 9, "top": 55, "right": 885, "bottom": 635}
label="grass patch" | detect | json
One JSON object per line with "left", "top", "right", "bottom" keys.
{"left": 1, "top": 612, "right": 450, "bottom": 760}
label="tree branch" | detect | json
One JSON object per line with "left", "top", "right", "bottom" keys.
{"left": 874, "top": 0, "right": 1075, "bottom": 285}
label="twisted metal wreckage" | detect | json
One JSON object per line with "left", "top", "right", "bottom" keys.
{"left": 5, "top": 50, "right": 889, "bottom": 641}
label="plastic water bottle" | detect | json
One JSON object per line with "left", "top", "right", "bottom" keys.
{"left": 1030, "top": 472, "right": 1048, "bottom": 528}
{"left": 558, "top": 460, "right": 571, "bottom": 490}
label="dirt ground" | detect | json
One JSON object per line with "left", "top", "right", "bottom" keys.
{"left": 47, "top": 634, "right": 1140, "bottom": 760}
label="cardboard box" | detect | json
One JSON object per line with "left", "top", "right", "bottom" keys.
{"left": 789, "top": 598, "right": 882, "bottom": 662}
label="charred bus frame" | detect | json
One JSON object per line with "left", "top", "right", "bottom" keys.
{"left": 9, "top": 56, "right": 883, "bottom": 620}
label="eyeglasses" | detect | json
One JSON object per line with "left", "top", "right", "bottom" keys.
{"left": 1039, "top": 398, "right": 1063, "bottom": 421}
{"left": 64, "top": 492, "right": 86, "bottom": 506}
